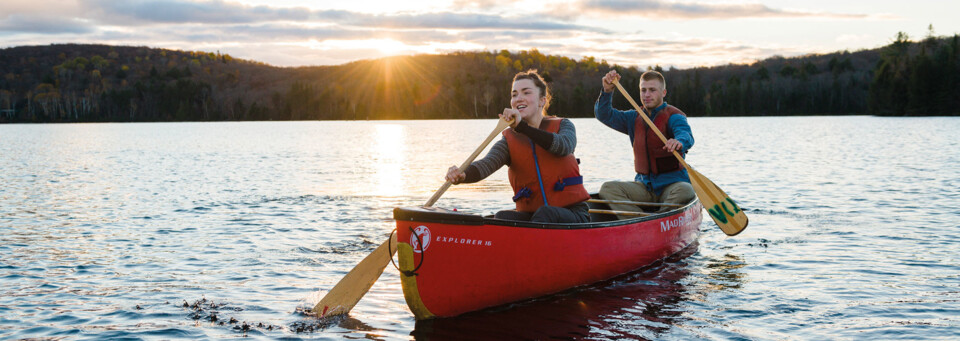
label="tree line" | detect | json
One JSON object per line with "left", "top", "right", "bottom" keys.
{"left": 662, "top": 29, "right": 958, "bottom": 117}
{"left": 868, "top": 28, "right": 960, "bottom": 115}
{"left": 1, "top": 32, "right": 958, "bottom": 123}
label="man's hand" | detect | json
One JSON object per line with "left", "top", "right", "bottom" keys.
{"left": 602, "top": 70, "right": 620, "bottom": 93}
{"left": 663, "top": 139, "right": 684, "bottom": 152}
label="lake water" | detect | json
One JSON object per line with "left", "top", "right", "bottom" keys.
{"left": 1, "top": 116, "right": 958, "bottom": 340}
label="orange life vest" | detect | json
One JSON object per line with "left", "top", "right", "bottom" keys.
{"left": 634, "top": 105, "right": 686, "bottom": 175}
{"left": 503, "top": 117, "right": 590, "bottom": 213}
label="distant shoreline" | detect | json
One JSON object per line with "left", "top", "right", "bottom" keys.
{"left": 2, "top": 37, "right": 958, "bottom": 123}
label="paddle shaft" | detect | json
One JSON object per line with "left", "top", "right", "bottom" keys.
{"left": 315, "top": 118, "right": 513, "bottom": 318}
{"left": 424, "top": 118, "right": 512, "bottom": 207}
{"left": 612, "top": 80, "right": 689, "bottom": 166}
{"left": 612, "top": 80, "right": 748, "bottom": 236}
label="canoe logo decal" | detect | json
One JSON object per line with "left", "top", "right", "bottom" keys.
{"left": 660, "top": 207, "right": 700, "bottom": 232}
{"left": 410, "top": 225, "right": 431, "bottom": 253}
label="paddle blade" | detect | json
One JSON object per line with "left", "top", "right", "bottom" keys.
{"left": 687, "top": 166, "right": 748, "bottom": 236}
{"left": 312, "top": 117, "right": 511, "bottom": 320}
{"left": 313, "top": 233, "right": 399, "bottom": 318}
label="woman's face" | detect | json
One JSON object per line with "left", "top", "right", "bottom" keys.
{"left": 511, "top": 79, "right": 543, "bottom": 118}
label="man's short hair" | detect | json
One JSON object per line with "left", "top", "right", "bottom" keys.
{"left": 640, "top": 70, "right": 666, "bottom": 89}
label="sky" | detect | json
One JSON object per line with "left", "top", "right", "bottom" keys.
{"left": 1, "top": 0, "right": 958, "bottom": 69}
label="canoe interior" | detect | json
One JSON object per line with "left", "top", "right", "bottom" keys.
{"left": 393, "top": 194, "right": 696, "bottom": 229}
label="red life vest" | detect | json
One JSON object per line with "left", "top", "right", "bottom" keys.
{"left": 503, "top": 117, "right": 590, "bottom": 213}
{"left": 633, "top": 105, "right": 686, "bottom": 175}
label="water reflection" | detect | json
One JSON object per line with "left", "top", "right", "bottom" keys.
{"left": 3, "top": 118, "right": 957, "bottom": 339}
{"left": 703, "top": 253, "right": 747, "bottom": 291}
{"left": 411, "top": 243, "right": 705, "bottom": 340}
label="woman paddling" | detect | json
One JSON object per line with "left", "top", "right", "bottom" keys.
{"left": 445, "top": 70, "right": 590, "bottom": 223}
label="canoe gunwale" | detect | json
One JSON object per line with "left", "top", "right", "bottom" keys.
{"left": 394, "top": 196, "right": 703, "bottom": 319}
{"left": 393, "top": 197, "right": 701, "bottom": 230}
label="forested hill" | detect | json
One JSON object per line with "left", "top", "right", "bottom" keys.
{"left": 1, "top": 34, "right": 957, "bottom": 123}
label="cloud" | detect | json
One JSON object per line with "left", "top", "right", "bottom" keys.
{"left": 0, "top": 1, "right": 81, "bottom": 16}
{"left": 209, "top": 24, "right": 370, "bottom": 42}
{"left": 570, "top": 0, "right": 869, "bottom": 19}
{"left": 0, "top": 15, "right": 95, "bottom": 34}
{"left": 80, "top": 0, "right": 316, "bottom": 24}
{"left": 0, "top": 0, "right": 896, "bottom": 69}
{"left": 85, "top": 20, "right": 577, "bottom": 47}
{"left": 348, "top": 12, "right": 600, "bottom": 31}
{"left": 450, "top": 0, "right": 514, "bottom": 10}
{"left": 516, "top": 30, "right": 814, "bottom": 70}
{"left": 77, "top": 0, "right": 599, "bottom": 32}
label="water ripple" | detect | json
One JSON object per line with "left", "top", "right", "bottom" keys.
{"left": 1, "top": 118, "right": 959, "bottom": 339}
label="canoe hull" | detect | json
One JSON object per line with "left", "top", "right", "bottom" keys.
{"left": 394, "top": 199, "right": 702, "bottom": 320}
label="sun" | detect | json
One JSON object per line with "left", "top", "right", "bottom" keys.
{"left": 369, "top": 39, "right": 409, "bottom": 56}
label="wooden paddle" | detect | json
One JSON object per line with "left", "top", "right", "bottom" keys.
{"left": 613, "top": 80, "right": 748, "bottom": 236}
{"left": 314, "top": 117, "right": 513, "bottom": 318}
{"left": 425, "top": 117, "right": 513, "bottom": 206}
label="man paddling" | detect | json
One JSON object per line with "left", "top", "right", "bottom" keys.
{"left": 594, "top": 70, "right": 696, "bottom": 217}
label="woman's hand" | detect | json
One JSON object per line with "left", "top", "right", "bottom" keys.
{"left": 602, "top": 70, "right": 620, "bottom": 93}
{"left": 445, "top": 165, "right": 466, "bottom": 184}
{"left": 499, "top": 108, "right": 521, "bottom": 129}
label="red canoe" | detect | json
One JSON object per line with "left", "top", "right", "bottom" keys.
{"left": 392, "top": 196, "right": 702, "bottom": 320}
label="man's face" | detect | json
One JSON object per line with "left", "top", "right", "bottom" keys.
{"left": 639, "top": 79, "right": 666, "bottom": 110}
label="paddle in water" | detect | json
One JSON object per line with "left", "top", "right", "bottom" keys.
{"left": 314, "top": 117, "right": 514, "bottom": 318}
{"left": 613, "top": 80, "right": 748, "bottom": 236}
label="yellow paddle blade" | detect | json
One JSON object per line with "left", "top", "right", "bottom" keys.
{"left": 313, "top": 233, "right": 398, "bottom": 318}
{"left": 312, "top": 118, "right": 511, "bottom": 319}
{"left": 687, "top": 166, "right": 748, "bottom": 236}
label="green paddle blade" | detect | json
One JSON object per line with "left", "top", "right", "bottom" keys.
{"left": 612, "top": 79, "right": 748, "bottom": 236}
{"left": 688, "top": 166, "right": 748, "bottom": 236}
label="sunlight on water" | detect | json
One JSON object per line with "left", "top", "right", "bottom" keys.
{"left": 372, "top": 123, "right": 407, "bottom": 197}
{"left": 0, "top": 117, "right": 958, "bottom": 340}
